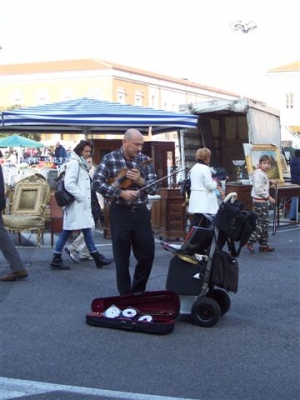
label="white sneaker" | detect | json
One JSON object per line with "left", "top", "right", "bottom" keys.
{"left": 80, "top": 255, "right": 94, "bottom": 261}
{"left": 64, "top": 248, "right": 79, "bottom": 264}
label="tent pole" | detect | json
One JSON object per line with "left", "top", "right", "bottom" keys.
{"left": 179, "top": 130, "right": 186, "bottom": 173}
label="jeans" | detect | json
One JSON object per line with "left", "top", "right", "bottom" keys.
{"left": 289, "top": 197, "right": 299, "bottom": 219}
{"left": 54, "top": 228, "right": 97, "bottom": 255}
{"left": 68, "top": 227, "right": 95, "bottom": 257}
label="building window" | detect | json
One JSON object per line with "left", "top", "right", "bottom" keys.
{"left": 286, "top": 93, "right": 294, "bottom": 109}
{"left": 87, "top": 88, "right": 103, "bottom": 100}
{"left": 117, "top": 89, "right": 126, "bottom": 104}
{"left": 10, "top": 90, "right": 23, "bottom": 106}
{"left": 61, "top": 89, "right": 75, "bottom": 101}
{"left": 135, "top": 91, "right": 143, "bottom": 106}
{"left": 35, "top": 90, "right": 49, "bottom": 105}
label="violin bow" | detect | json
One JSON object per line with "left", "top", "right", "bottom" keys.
{"left": 138, "top": 168, "right": 187, "bottom": 193}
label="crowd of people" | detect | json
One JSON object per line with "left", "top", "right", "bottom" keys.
{"left": 0, "top": 141, "right": 73, "bottom": 166}
{"left": 0, "top": 134, "right": 299, "bottom": 291}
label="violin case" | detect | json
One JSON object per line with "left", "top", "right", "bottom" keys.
{"left": 86, "top": 290, "right": 180, "bottom": 335}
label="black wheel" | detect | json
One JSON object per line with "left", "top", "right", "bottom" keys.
{"left": 191, "top": 298, "right": 221, "bottom": 327}
{"left": 207, "top": 289, "right": 231, "bottom": 315}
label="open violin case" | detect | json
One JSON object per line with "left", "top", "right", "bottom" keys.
{"left": 86, "top": 290, "right": 180, "bottom": 335}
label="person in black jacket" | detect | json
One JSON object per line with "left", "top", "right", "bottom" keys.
{"left": 0, "top": 165, "right": 28, "bottom": 281}
{"left": 54, "top": 141, "right": 67, "bottom": 166}
{"left": 289, "top": 149, "right": 300, "bottom": 221}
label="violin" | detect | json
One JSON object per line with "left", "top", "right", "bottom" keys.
{"left": 108, "top": 158, "right": 152, "bottom": 189}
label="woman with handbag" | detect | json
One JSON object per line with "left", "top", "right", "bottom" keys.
{"left": 64, "top": 156, "right": 104, "bottom": 262}
{"left": 50, "top": 140, "right": 113, "bottom": 270}
{"left": 188, "top": 147, "right": 222, "bottom": 228}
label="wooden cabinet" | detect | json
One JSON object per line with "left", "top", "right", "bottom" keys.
{"left": 225, "top": 182, "right": 252, "bottom": 211}
{"left": 157, "top": 188, "right": 186, "bottom": 241}
{"left": 50, "top": 194, "right": 63, "bottom": 246}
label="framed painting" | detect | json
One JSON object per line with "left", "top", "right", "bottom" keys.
{"left": 243, "top": 144, "right": 284, "bottom": 183}
{"left": 280, "top": 154, "right": 289, "bottom": 174}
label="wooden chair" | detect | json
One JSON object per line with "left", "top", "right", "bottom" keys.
{"left": 3, "top": 174, "right": 50, "bottom": 247}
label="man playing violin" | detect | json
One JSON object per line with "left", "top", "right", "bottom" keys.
{"left": 92, "top": 129, "right": 160, "bottom": 295}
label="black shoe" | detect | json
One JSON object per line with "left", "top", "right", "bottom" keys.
{"left": 50, "top": 254, "right": 70, "bottom": 270}
{"left": 98, "top": 254, "right": 114, "bottom": 266}
{"left": 90, "top": 252, "right": 114, "bottom": 268}
{"left": 290, "top": 218, "right": 296, "bottom": 221}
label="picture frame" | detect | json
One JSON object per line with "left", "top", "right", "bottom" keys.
{"left": 243, "top": 144, "right": 284, "bottom": 183}
{"left": 11, "top": 184, "right": 44, "bottom": 215}
{"left": 280, "top": 154, "right": 289, "bottom": 174}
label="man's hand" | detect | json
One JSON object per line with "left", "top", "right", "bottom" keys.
{"left": 120, "top": 190, "right": 138, "bottom": 201}
{"left": 126, "top": 168, "right": 145, "bottom": 186}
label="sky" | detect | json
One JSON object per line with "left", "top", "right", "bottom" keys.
{"left": 0, "top": 0, "right": 299, "bottom": 100}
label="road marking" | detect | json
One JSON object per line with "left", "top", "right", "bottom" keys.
{"left": 0, "top": 377, "right": 197, "bottom": 400}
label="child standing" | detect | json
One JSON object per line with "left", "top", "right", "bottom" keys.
{"left": 247, "top": 155, "right": 276, "bottom": 253}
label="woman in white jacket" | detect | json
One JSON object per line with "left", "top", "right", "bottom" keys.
{"left": 50, "top": 140, "right": 113, "bottom": 270}
{"left": 188, "top": 147, "right": 222, "bottom": 228}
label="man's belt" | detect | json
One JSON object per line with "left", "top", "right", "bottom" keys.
{"left": 111, "top": 203, "right": 147, "bottom": 212}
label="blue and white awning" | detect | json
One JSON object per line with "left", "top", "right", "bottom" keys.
{"left": 0, "top": 98, "right": 198, "bottom": 135}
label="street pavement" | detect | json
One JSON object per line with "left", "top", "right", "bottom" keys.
{"left": 0, "top": 222, "right": 300, "bottom": 400}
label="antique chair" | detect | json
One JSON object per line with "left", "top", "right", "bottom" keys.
{"left": 3, "top": 174, "right": 50, "bottom": 247}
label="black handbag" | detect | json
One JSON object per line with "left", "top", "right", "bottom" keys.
{"left": 54, "top": 165, "right": 80, "bottom": 207}
{"left": 210, "top": 250, "right": 239, "bottom": 293}
{"left": 54, "top": 178, "right": 75, "bottom": 207}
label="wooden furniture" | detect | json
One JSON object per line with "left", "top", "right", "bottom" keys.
{"left": 50, "top": 194, "right": 63, "bottom": 246}
{"left": 157, "top": 188, "right": 186, "bottom": 241}
{"left": 102, "top": 200, "right": 111, "bottom": 239}
{"left": 3, "top": 174, "right": 50, "bottom": 247}
{"left": 270, "top": 184, "right": 300, "bottom": 225}
{"left": 225, "top": 182, "right": 252, "bottom": 210}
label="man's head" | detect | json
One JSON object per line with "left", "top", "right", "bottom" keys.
{"left": 122, "top": 129, "right": 144, "bottom": 159}
{"left": 55, "top": 142, "right": 61, "bottom": 147}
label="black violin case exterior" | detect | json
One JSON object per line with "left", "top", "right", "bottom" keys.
{"left": 86, "top": 290, "right": 180, "bottom": 335}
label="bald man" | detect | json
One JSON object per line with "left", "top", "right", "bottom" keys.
{"left": 93, "top": 129, "right": 160, "bottom": 295}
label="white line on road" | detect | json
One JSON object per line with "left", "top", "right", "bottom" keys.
{"left": 0, "top": 377, "right": 198, "bottom": 400}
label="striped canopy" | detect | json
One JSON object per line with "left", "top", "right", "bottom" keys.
{"left": 0, "top": 98, "right": 198, "bottom": 135}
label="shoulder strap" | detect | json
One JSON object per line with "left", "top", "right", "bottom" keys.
{"left": 76, "top": 162, "right": 80, "bottom": 184}
{"left": 226, "top": 238, "right": 240, "bottom": 257}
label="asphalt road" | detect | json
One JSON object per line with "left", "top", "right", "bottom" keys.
{"left": 0, "top": 224, "right": 299, "bottom": 400}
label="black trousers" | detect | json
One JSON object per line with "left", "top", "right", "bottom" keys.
{"left": 109, "top": 205, "right": 155, "bottom": 295}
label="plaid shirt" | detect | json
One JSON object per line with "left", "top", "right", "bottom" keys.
{"left": 92, "top": 148, "right": 159, "bottom": 207}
